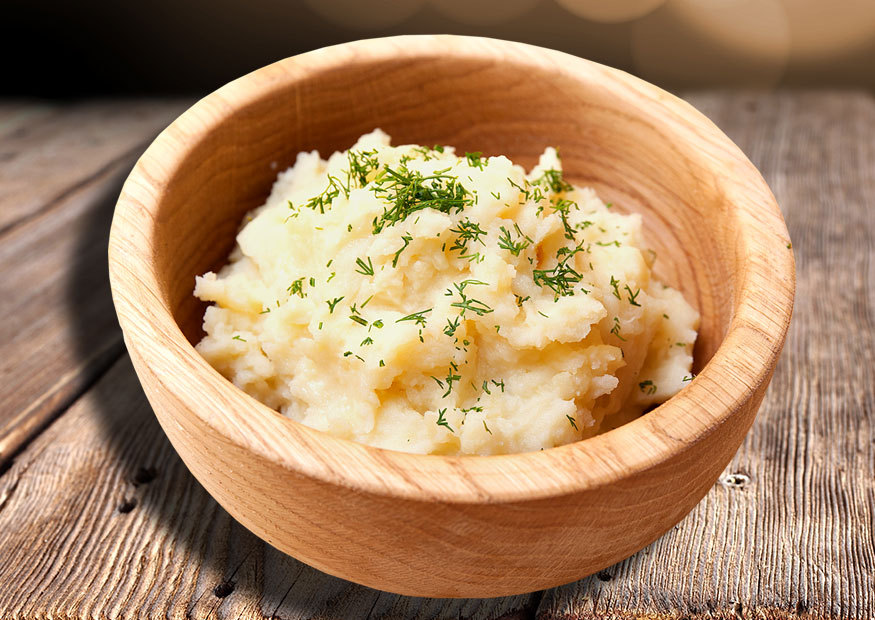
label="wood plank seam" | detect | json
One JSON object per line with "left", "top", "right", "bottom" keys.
{"left": 0, "top": 150, "right": 149, "bottom": 468}
{"left": 0, "top": 138, "right": 154, "bottom": 239}
{"left": 0, "top": 341, "right": 125, "bottom": 476}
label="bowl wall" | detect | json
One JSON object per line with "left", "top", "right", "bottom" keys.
{"left": 110, "top": 35, "right": 794, "bottom": 597}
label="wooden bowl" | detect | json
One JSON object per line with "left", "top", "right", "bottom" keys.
{"left": 108, "top": 35, "right": 794, "bottom": 598}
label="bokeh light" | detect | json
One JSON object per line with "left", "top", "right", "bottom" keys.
{"left": 429, "top": 0, "right": 541, "bottom": 25}
{"left": 304, "top": 0, "right": 426, "bottom": 30}
{"left": 631, "top": 0, "right": 791, "bottom": 88}
{"left": 555, "top": 0, "right": 666, "bottom": 23}
{"left": 782, "top": 0, "right": 875, "bottom": 60}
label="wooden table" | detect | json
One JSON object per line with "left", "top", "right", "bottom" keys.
{"left": 0, "top": 92, "right": 872, "bottom": 619}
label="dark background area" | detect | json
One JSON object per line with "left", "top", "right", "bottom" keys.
{"left": 4, "top": 0, "right": 875, "bottom": 99}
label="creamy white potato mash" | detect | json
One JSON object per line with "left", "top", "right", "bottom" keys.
{"left": 194, "top": 130, "right": 698, "bottom": 455}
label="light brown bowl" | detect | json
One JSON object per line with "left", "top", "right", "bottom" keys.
{"left": 108, "top": 35, "right": 794, "bottom": 598}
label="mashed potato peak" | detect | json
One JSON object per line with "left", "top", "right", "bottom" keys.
{"left": 194, "top": 130, "right": 698, "bottom": 455}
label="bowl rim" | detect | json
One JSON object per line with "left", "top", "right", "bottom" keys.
{"left": 109, "top": 34, "right": 795, "bottom": 504}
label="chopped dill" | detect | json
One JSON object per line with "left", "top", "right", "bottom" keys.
{"left": 304, "top": 174, "right": 346, "bottom": 213}
{"left": 392, "top": 234, "right": 413, "bottom": 267}
{"left": 449, "top": 218, "right": 487, "bottom": 253}
{"left": 533, "top": 260, "right": 582, "bottom": 298}
{"left": 497, "top": 224, "right": 533, "bottom": 256}
{"left": 459, "top": 250, "right": 484, "bottom": 263}
{"left": 610, "top": 316, "right": 626, "bottom": 341}
{"left": 326, "top": 296, "right": 344, "bottom": 313}
{"left": 609, "top": 276, "right": 622, "bottom": 300}
{"left": 442, "top": 367, "right": 462, "bottom": 398}
{"left": 465, "top": 151, "right": 485, "bottom": 170}
{"left": 287, "top": 277, "right": 306, "bottom": 298}
{"left": 371, "top": 165, "right": 472, "bottom": 233}
{"left": 638, "top": 380, "right": 657, "bottom": 395}
{"left": 355, "top": 256, "right": 375, "bottom": 276}
{"left": 625, "top": 285, "right": 641, "bottom": 306}
{"left": 444, "top": 316, "right": 461, "bottom": 337}
{"left": 436, "top": 408, "right": 454, "bottom": 432}
{"left": 535, "top": 168, "right": 573, "bottom": 193}
{"left": 551, "top": 198, "right": 579, "bottom": 240}
{"left": 349, "top": 314, "right": 368, "bottom": 327}
{"left": 396, "top": 308, "right": 431, "bottom": 327}
{"left": 449, "top": 279, "right": 493, "bottom": 317}
{"left": 346, "top": 149, "right": 380, "bottom": 187}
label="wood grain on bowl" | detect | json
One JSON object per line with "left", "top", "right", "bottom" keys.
{"left": 108, "top": 36, "right": 794, "bottom": 598}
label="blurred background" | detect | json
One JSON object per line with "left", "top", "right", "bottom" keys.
{"left": 3, "top": 0, "right": 875, "bottom": 98}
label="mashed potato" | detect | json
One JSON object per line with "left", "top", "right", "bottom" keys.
{"left": 194, "top": 130, "right": 698, "bottom": 455}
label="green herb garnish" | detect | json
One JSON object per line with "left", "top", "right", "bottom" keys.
{"left": 396, "top": 308, "right": 431, "bottom": 327}
{"left": 436, "top": 408, "right": 454, "bottom": 432}
{"left": 355, "top": 256, "right": 375, "bottom": 276}
{"left": 625, "top": 285, "right": 641, "bottom": 306}
{"left": 326, "top": 296, "right": 344, "bottom": 313}
{"left": 449, "top": 218, "right": 487, "bottom": 253}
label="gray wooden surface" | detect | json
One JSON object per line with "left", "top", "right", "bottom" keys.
{"left": 0, "top": 92, "right": 872, "bottom": 619}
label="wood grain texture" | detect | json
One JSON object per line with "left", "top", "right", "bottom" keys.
{"left": 0, "top": 90, "right": 867, "bottom": 617}
{"left": 0, "top": 100, "right": 187, "bottom": 234}
{"left": 0, "top": 100, "right": 188, "bottom": 467}
{"left": 108, "top": 36, "right": 793, "bottom": 597}
{"left": 0, "top": 356, "right": 540, "bottom": 619}
{"left": 540, "top": 92, "right": 875, "bottom": 619}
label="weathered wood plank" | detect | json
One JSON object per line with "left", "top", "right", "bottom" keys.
{"left": 538, "top": 92, "right": 875, "bottom": 619}
{"left": 0, "top": 356, "right": 542, "bottom": 619}
{"left": 0, "top": 92, "right": 871, "bottom": 618}
{"left": 0, "top": 101, "right": 189, "bottom": 466}
{"left": 0, "top": 100, "right": 188, "bottom": 234}
{"left": 0, "top": 103, "right": 55, "bottom": 139}
{"left": 0, "top": 160, "right": 127, "bottom": 466}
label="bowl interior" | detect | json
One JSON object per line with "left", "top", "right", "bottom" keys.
{"left": 154, "top": 48, "right": 736, "bottom": 383}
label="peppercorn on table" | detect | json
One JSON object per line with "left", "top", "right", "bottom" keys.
{"left": 0, "top": 92, "right": 872, "bottom": 619}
